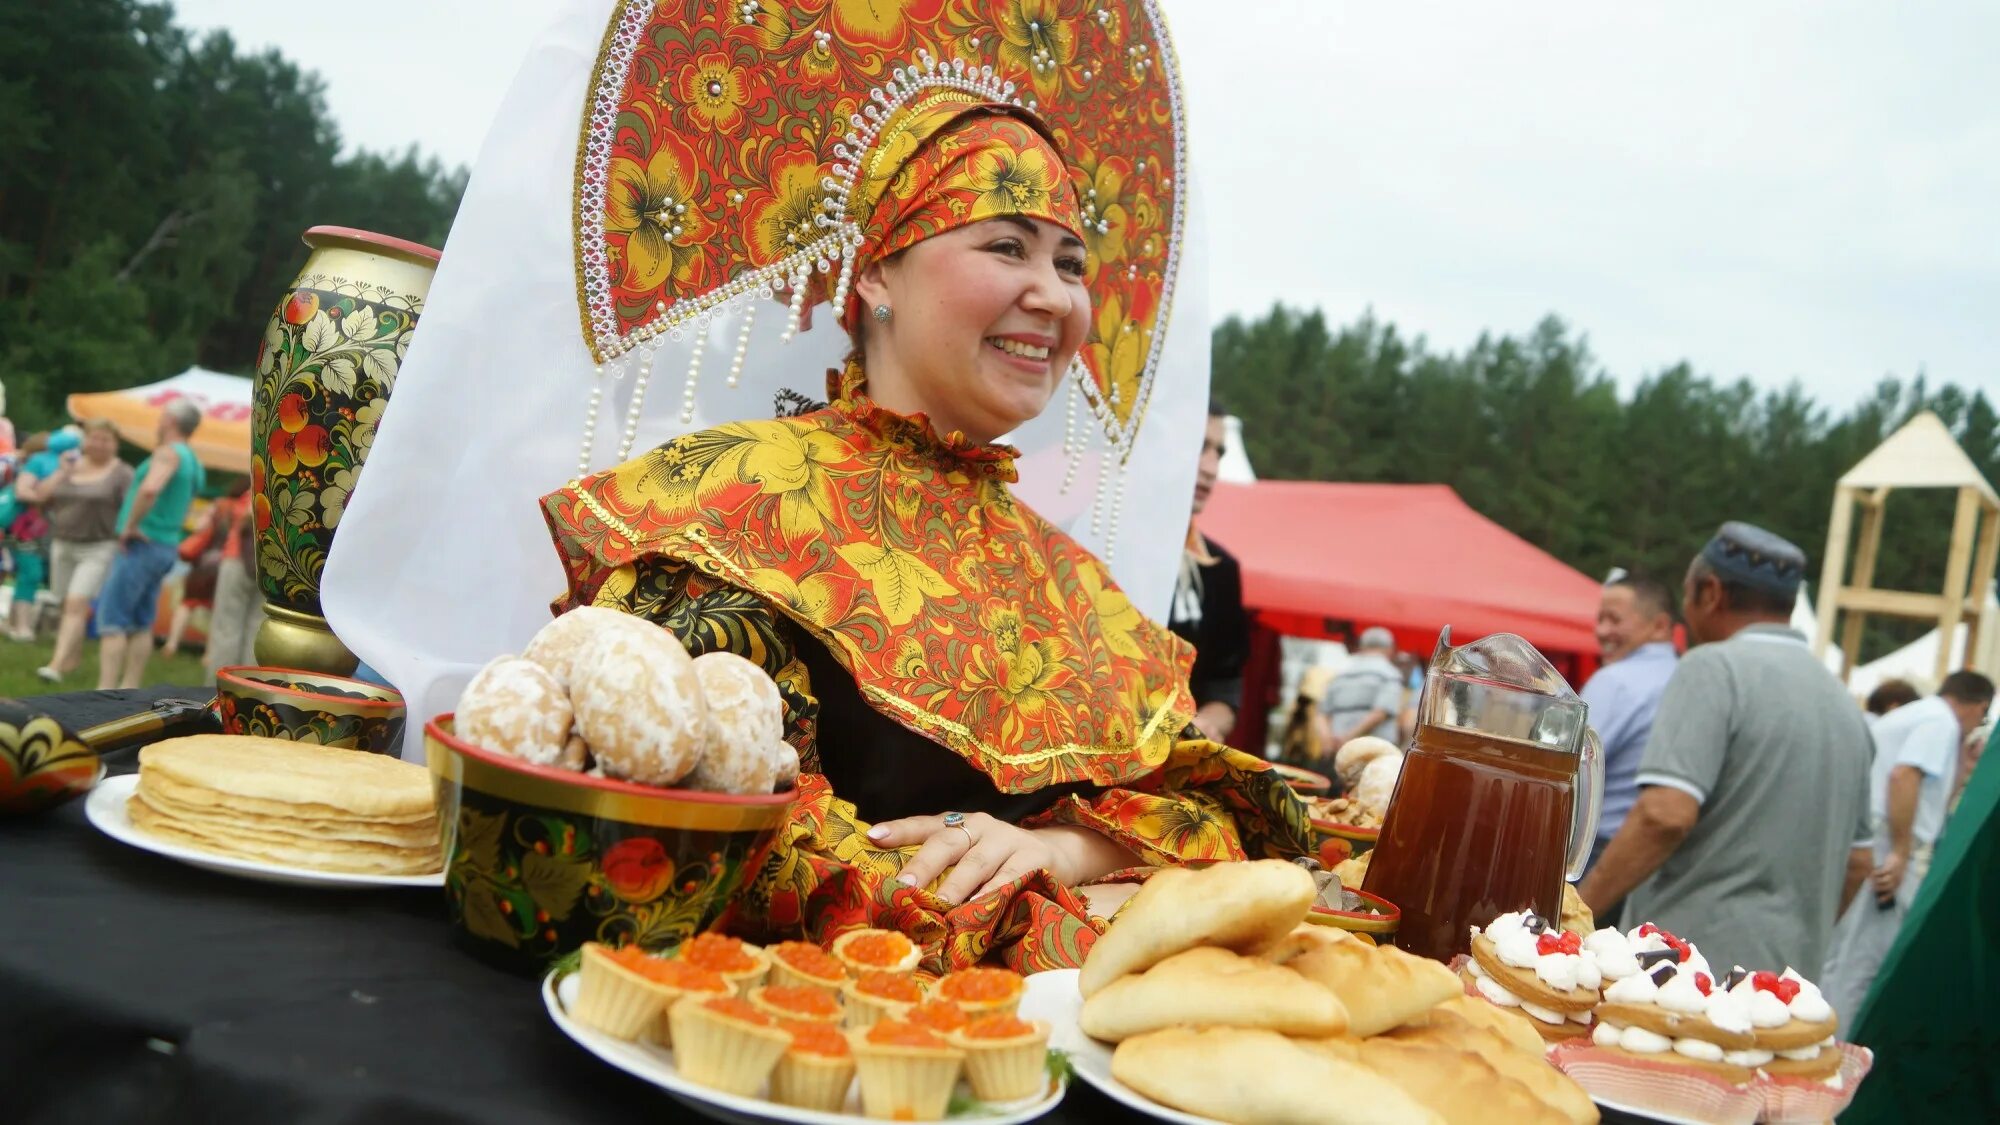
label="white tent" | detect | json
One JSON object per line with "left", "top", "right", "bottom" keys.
{"left": 1846, "top": 589, "right": 2000, "bottom": 699}
{"left": 66, "top": 366, "right": 253, "bottom": 474}
{"left": 1218, "top": 415, "right": 1256, "bottom": 484}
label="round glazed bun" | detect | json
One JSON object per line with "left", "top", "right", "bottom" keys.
{"left": 457, "top": 655, "right": 577, "bottom": 769}
{"left": 691, "top": 651, "right": 784, "bottom": 755}
{"left": 569, "top": 615, "right": 707, "bottom": 786}
{"left": 522, "top": 605, "right": 633, "bottom": 687}
{"left": 1334, "top": 736, "right": 1401, "bottom": 790}
{"left": 1353, "top": 752, "right": 1404, "bottom": 816}
{"left": 767, "top": 740, "right": 800, "bottom": 789}
{"left": 682, "top": 652, "right": 786, "bottom": 794}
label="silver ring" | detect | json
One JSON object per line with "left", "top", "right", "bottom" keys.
{"left": 942, "top": 811, "right": 974, "bottom": 848}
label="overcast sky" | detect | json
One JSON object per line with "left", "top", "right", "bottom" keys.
{"left": 174, "top": 0, "right": 1998, "bottom": 408}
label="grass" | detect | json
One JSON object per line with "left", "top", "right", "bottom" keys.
{"left": 0, "top": 633, "right": 210, "bottom": 699}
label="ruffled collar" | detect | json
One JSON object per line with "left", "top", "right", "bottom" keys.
{"left": 825, "top": 360, "right": 1019, "bottom": 481}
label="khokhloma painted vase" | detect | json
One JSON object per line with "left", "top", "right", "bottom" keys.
{"left": 251, "top": 226, "right": 440, "bottom": 674}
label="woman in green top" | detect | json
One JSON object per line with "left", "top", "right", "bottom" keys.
{"left": 94, "top": 400, "right": 205, "bottom": 689}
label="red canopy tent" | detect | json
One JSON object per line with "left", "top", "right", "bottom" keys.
{"left": 1195, "top": 481, "right": 1605, "bottom": 751}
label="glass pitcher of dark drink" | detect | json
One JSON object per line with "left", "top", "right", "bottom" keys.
{"left": 1362, "top": 628, "right": 1601, "bottom": 962}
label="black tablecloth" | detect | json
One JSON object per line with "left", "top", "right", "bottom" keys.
{"left": 2, "top": 688, "right": 1654, "bottom": 1125}
{"left": 0, "top": 688, "right": 1157, "bottom": 1125}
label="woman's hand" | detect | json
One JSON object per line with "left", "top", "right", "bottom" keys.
{"left": 867, "top": 813, "right": 1136, "bottom": 905}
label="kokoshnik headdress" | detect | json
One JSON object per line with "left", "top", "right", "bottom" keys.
{"left": 568, "top": 0, "right": 1189, "bottom": 542}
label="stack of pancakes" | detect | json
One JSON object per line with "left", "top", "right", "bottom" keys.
{"left": 131, "top": 735, "right": 441, "bottom": 875}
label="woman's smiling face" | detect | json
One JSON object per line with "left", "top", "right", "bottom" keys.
{"left": 854, "top": 215, "right": 1091, "bottom": 444}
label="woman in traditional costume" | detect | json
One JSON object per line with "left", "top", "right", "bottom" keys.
{"left": 532, "top": 5, "right": 1312, "bottom": 971}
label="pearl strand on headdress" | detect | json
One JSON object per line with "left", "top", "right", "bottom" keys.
{"left": 727, "top": 301, "right": 755, "bottom": 389}
{"left": 676, "top": 315, "right": 708, "bottom": 426}
{"left": 576, "top": 365, "right": 606, "bottom": 478}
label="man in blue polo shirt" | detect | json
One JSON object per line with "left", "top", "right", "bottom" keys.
{"left": 1579, "top": 572, "right": 1679, "bottom": 923}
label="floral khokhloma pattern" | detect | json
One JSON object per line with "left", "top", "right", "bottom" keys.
{"left": 441, "top": 790, "right": 776, "bottom": 975}
{"left": 0, "top": 707, "right": 98, "bottom": 817}
{"left": 541, "top": 371, "right": 1319, "bottom": 971}
{"left": 213, "top": 692, "right": 405, "bottom": 757}
{"left": 251, "top": 277, "right": 418, "bottom": 615}
{"left": 574, "top": 0, "right": 1186, "bottom": 453}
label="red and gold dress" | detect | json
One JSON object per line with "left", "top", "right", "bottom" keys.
{"left": 542, "top": 363, "right": 1313, "bottom": 972}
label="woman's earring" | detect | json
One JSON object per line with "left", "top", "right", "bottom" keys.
{"left": 872, "top": 304, "right": 892, "bottom": 323}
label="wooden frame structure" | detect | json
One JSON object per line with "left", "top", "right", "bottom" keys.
{"left": 1814, "top": 412, "right": 2000, "bottom": 685}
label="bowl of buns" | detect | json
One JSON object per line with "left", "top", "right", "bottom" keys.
{"left": 215, "top": 665, "right": 407, "bottom": 755}
{"left": 429, "top": 607, "right": 798, "bottom": 974}
{"left": 1307, "top": 735, "right": 1406, "bottom": 860}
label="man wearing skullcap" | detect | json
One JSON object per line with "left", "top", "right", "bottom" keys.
{"left": 1579, "top": 522, "right": 1872, "bottom": 975}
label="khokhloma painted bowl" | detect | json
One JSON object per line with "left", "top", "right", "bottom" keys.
{"left": 426, "top": 716, "right": 794, "bottom": 976}
{"left": 0, "top": 701, "right": 101, "bottom": 818}
{"left": 215, "top": 665, "right": 407, "bottom": 755}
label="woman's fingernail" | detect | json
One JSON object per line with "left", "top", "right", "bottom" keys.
{"left": 867, "top": 825, "right": 888, "bottom": 841}
{"left": 896, "top": 873, "right": 916, "bottom": 887}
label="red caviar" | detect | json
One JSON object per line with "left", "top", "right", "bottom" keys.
{"left": 780, "top": 1020, "right": 851, "bottom": 1057}
{"left": 680, "top": 933, "right": 758, "bottom": 973}
{"left": 771, "top": 941, "right": 846, "bottom": 981}
{"left": 853, "top": 971, "right": 924, "bottom": 1003}
{"left": 700, "top": 995, "right": 773, "bottom": 1025}
{"left": 841, "top": 930, "right": 914, "bottom": 967}
{"left": 604, "top": 945, "right": 727, "bottom": 990}
{"left": 963, "top": 1014, "right": 1037, "bottom": 1040}
{"left": 757, "top": 985, "right": 842, "bottom": 1020}
{"left": 866, "top": 1019, "right": 946, "bottom": 1048}
{"left": 905, "top": 999, "right": 970, "bottom": 1032}
{"left": 938, "top": 967, "right": 1023, "bottom": 1003}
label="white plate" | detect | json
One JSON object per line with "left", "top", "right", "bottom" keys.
{"left": 1034, "top": 969, "right": 1225, "bottom": 1125}
{"left": 84, "top": 773, "right": 445, "bottom": 889}
{"left": 1586, "top": 1095, "right": 1712, "bottom": 1125}
{"left": 544, "top": 968, "right": 1067, "bottom": 1125}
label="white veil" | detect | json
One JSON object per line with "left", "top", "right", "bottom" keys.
{"left": 320, "top": 0, "right": 1211, "bottom": 760}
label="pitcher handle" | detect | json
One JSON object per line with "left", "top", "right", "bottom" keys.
{"left": 1566, "top": 727, "right": 1603, "bottom": 882}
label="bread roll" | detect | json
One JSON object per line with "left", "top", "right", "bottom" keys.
{"left": 570, "top": 615, "right": 708, "bottom": 786}
{"left": 1384, "top": 1021, "right": 1599, "bottom": 1125}
{"left": 1334, "top": 735, "right": 1401, "bottom": 789}
{"left": 691, "top": 651, "right": 785, "bottom": 753}
{"left": 1079, "top": 946, "right": 1347, "bottom": 1041}
{"left": 1400, "top": 993, "right": 1545, "bottom": 1056}
{"left": 683, "top": 652, "right": 785, "bottom": 794}
{"left": 1253, "top": 922, "right": 1354, "bottom": 965}
{"left": 1353, "top": 752, "right": 1404, "bottom": 816}
{"left": 522, "top": 605, "right": 633, "bottom": 686}
{"left": 1350, "top": 1037, "right": 1571, "bottom": 1125}
{"left": 457, "top": 655, "right": 576, "bottom": 768}
{"left": 1112, "top": 1027, "right": 1444, "bottom": 1125}
{"left": 1287, "top": 936, "right": 1463, "bottom": 1037}
{"left": 1079, "top": 859, "right": 1314, "bottom": 997}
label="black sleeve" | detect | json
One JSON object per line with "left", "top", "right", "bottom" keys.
{"left": 1190, "top": 541, "right": 1249, "bottom": 713}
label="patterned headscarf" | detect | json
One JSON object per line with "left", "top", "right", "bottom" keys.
{"left": 839, "top": 99, "right": 1085, "bottom": 330}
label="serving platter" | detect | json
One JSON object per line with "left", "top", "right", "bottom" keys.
{"left": 1033, "top": 969, "right": 1224, "bottom": 1125}
{"left": 544, "top": 966, "right": 1069, "bottom": 1125}
{"left": 84, "top": 774, "right": 444, "bottom": 889}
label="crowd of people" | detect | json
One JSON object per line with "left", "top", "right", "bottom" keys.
{"left": 0, "top": 398, "right": 262, "bottom": 688}
{"left": 1205, "top": 497, "right": 1993, "bottom": 1034}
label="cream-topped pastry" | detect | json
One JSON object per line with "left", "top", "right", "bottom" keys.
{"left": 1463, "top": 910, "right": 1600, "bottom": 1039}
{"left": 1591, "top": 957, "right": 1759, "bottom": 1083}
{"left": 1737, "top": 967, "right": 1842, "bottom": 1081}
